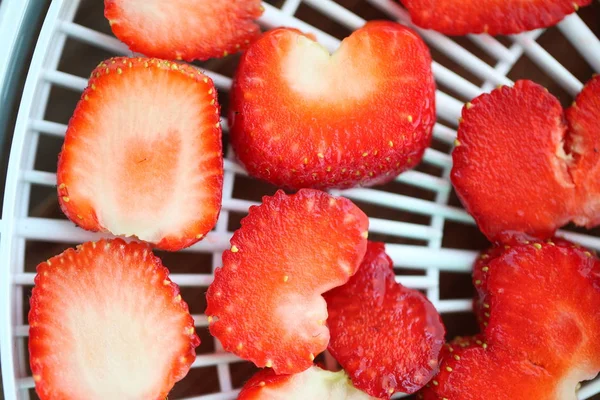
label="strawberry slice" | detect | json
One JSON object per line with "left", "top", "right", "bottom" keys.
{"left": 567, "top": 75, "right": 600, "bottom": 227}
{"left": 481, "top": 240, "right": 600, "bottom": 379}
{"left": 29, "top": 239, "right": 199, "bottom": 400}
{"left": 206, "top": 189, "right": 368, "bottom": 374}
{"left": 57, "top": 57, "right": 223, "bottom": 251}
{"left": 324, "top": 241, "right": 445, "bottom": 398}
{"left": 105, "top": 0, "right": 263, "bottom": 61}
{"left": 451, "top": 80, "right": 575, "bottom": 243}
{"left": 229, "top": 21, "right": 435, "bottom": 190}
{"left": 238, "top": 365, "right": 378, "bottom": 399}
{"left": 400, "top": 0, "right": 591, "bottom": 35}
{"left": 419, "top": 337, "right": 559, "bottom": 400}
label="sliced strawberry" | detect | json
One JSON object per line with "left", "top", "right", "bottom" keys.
{"left": 229, "top": 21, "right": 435, "bottom": 190}
{"left": 421, "top": 339, "right": 559, "bottom": 400}
{"left": 105, "top": 0, "right": 263, "bottom": 61}
{"left": 206, "top": 189, "right": 368, "bottom": 374}
{"left": 481, "top": 240, "right": 600, "bottom": 380}
{"left": 567, "top": 75, "right": 600, "bottom": 227}
{"left": 238, "top": 365, "right": 378, "bottom": 399}
{"left": 57, "top": 57, "right": 223, "bottom": 252}
{"left": 400, "top": 0, "right": 591, "bottom": 35}
{"left": 324, "top": 241, "right": 445, "bottom": 398}
{"left": 29, "top": 239, "right": 199, "bottom": 400}
{"left": 451, "top": 80, "right": 575, "bottom": 243}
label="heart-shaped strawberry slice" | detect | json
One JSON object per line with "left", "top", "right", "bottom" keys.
{"left": 452, "top": 80, "right": 575, "bottom": 243}
{"left": 452, "top": 77, "right": 600, "bottom": 243}
{"left": 229, "top": 21, "right": 435, "bottom": 190}
{"left": 206, "top": 189, "right": 368, "bottom": 375}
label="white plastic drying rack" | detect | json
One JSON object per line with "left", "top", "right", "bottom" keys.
{"left": 0, "top": 0, "right": 599, "bottom": 399}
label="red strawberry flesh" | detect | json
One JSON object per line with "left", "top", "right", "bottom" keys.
{"left": 325, "top": 241, "right": 445, "bottom": 398}
{"left": 57, "top": 57, "right": 223, "bottom": 251}
{"left": 567, "top": 75, "right": 600, "bottom": 227}
{"left": 421, "top": 337, "right": 558, "bottom": 400}
{"left": 482, "top": 241, "right": 600, "bottom": 378}
{"left": 451, "top": 80, "right": 575, "bottom": 243}
{"left": 105, "top": 0, "right": 264, "bottom": 61}
{"left": 28, "top": 239, "right": 199, "bottom": 400}
{"left": 206, "top": 189, "right": 369, "bottom": 374}
{"left": 401, "top": 0, "right": 591, "bottom": 35}
{"left": 229, "top": 21, "right": 435, "bottom": 190}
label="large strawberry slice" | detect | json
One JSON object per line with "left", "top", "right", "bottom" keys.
{"left": 324, "top": 241, "right": 445, "bottom": 398}
{"left": 400, "top": 0, "right": 591, "bottom": 35}
{"left": 229, "top": 21, "right": 435, "bottom": 190}
{"left": 57, "top": 57, "right": 223, "bottom": 252}
{"left": 206, "top": 189, "right": 368, "bottom": 374}
{"left": 238, "top": 365, "right": 378, "bottom": 399}
{"left": 419, "top": 337, "right": 560, "bottom": 400}
{"left": 105, "top": 0, "right": 263, "bottom": 61}
{"left": 29, "top": 239, "right": 199, "bottom": 400}
{"left": 566, "top": 75, "right": 600, "bottom": 227}
{"left": 481, "top": 240, "right": 600, "bottom": 378}
{"left": 451, "top": 80, "right": 575, "bottom": 243}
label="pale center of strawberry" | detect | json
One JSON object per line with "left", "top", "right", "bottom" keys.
{"left": 261, "top": 367, "right": 376, "bottom": 399}
{"left": 282, "top": 35, "right": 376, "bottom": 101}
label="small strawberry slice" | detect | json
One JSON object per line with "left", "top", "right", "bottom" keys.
{"left": 238, "top": 365, "right": 378, "bottom": 399}
{"left": 105, "top": 0, "right": 263, "bottom": 61}
{"left": 324, "top": 241, "right": 445, "bottom": 398}
{"left": 57, "top": 57, "right": 223, "bottom": 251}
{"left": 482, "top": 240, "right": 600, "bottom": 379}
{"left": 567, "top": 75, "right": 600, "bottom": 227}
{"left": 400, "top": 0, "right": 591, "bottom": 35}
{"left": 420, "top": 338, "right": 559, "bottom": 400}
{"left": 29, "top": 239, "right": 199, "bottom": 400}
{"left": 229, "top": 21, "right": 435, "bottom": 190}
{"left": 206, "top": 189, "right": 368, "bottom": 374}
{"left": 451, "top": 80, "right": 575, "bottom": 243}
{"left": 418, "top": 335, "right": 486, "bottom": 400}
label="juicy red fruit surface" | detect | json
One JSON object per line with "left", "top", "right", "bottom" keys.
{"left": 401, "top": 0, "right": 591, "bottom": 35}
{"left": 29, "top": 239, "right": 199, "bottom": 400}
{"left": 420, "top": 337, "right": 557, "bottom": 400}
{"left": 325, "top": 242, "right": 445, "bottom": 398}
{"left": 230, "top": 21, "right": 435, "bottom": 190}
{"left": 426, "top": 240, "right": 600, "bottom": 399}
{"left": 482, "top": 241, "right": 600, "bottom": 377}
{"left": 451, "top": 80, "right": 574, "bottom": 243}
{"left": 57, "top": 57, "right": 223, "bottom": 251}
{"left": 566, "top": 75, "right": 600, "bottom": 227}
{"left": 105, "top": 0, "right": 264, "bottom": 61}
{"left": 206, "top": 189, "right": 368, "bottom": 374}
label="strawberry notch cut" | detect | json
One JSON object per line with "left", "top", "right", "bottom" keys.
{"left": 206, "top": 189, "right": 369, "bottom": 375}
{"left": 57, "top": 57, "right": 223, "bottom": 251}
{"left": 229, "top": 21, "right": 435, "bottom": 190}
{"left": 324, "top": 242, "right": 445, "bottom": 398}
{"left": 29, "top": 239, "right": 199, "bottom": 400}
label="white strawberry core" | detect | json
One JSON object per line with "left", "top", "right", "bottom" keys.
{"left": 282, "top": 35, "right": 376, "bottom": 101}
{"left": 40, "top": 249, "right": 192, "bottom": 399}
{"left": 261, "top": 366, "right": 377, "bottom": 399}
